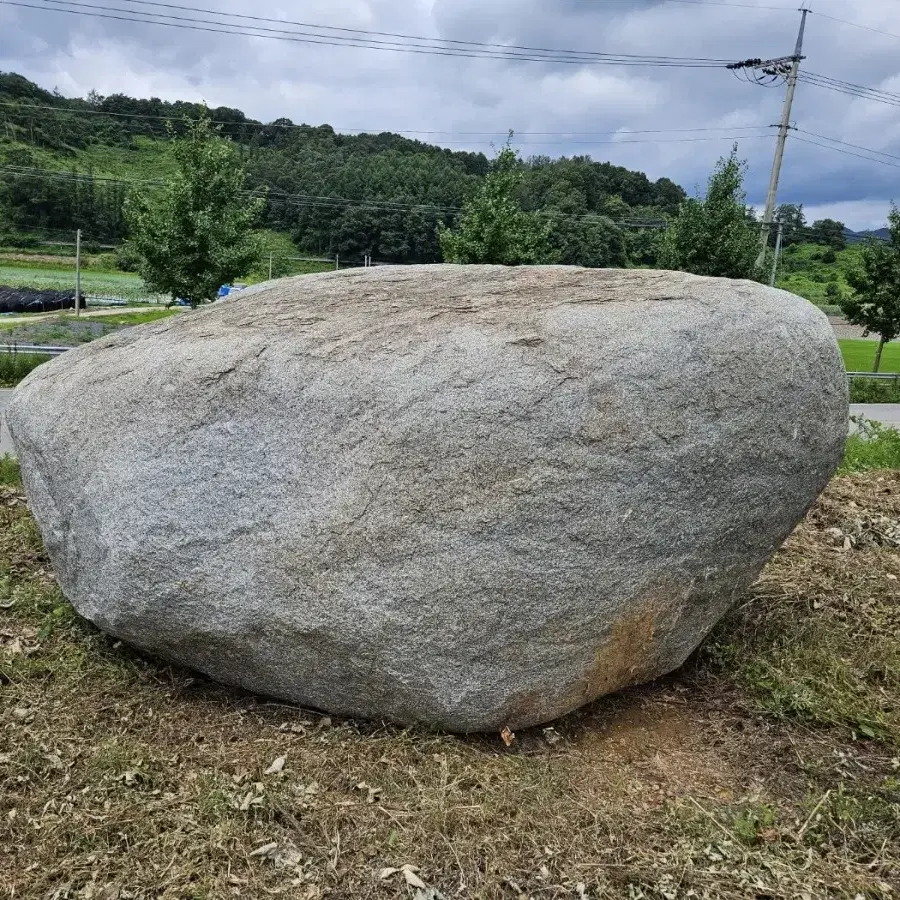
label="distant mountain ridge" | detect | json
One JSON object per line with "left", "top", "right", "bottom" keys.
{"left": 844, "top": 227, "right": 891, "bottom": 244}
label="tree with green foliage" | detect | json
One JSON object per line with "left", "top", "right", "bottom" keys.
{"left": 840, "top": 204, "right": 900, "bottom": 373}
{"left": 658, "top": 145, "right": 760, "bottom": 280}
{"left": 774, "top": 203, "right": 806, "bottom": 247}
{"left": 439, "top": 143, "right": 555, "bottom": 265}
{"left": 124, "top": 117, "right": 264, "bottom": 307}
{"left": 810, "top": 218, "right": 847, "bottom": 251}
{"left": 548, "top": 214, "right": 627, "bottom": 268}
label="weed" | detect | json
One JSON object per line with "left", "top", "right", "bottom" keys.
{"left": 841, "top": 418, "right": 900, "bottom": 473}
{"left": 0, "top": 350, "right": 51, "bottom": 386}
{"left": 709, "top": 473, "right": 900, "bottom": 745}
{"left": 0, "top": 454, "right": 20, "bottom": 486}
{"left": 849, "top": 376, "right": 900, "bottom": 403}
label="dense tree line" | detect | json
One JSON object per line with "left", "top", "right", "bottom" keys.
{"left": 0, "top": 72, "right": 685, "bottom": 266}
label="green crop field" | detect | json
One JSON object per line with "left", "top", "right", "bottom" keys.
{"left": 0, "top": 264, "right": 163, "bottom": 302}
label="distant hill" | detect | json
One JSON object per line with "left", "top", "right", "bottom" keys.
{"left": 0, "top": 71, "right": 685, "bottom": 267}
{"left": 844, "top": 227, "right": 891, "bottom": 244}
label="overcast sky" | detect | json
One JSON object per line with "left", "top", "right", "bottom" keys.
{"left": 1, "top": 0, "right": 899, "bottom": 229}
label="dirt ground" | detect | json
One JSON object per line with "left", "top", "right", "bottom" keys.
{"left": 1, "top": 473, "right": 898, "bottom": 899}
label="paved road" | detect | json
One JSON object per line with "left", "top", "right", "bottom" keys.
{"left": 849, "top": 404, "right": 900, "bottom": 429}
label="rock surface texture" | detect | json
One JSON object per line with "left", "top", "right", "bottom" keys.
{"left": 8, "top": 266, "right": 848, "bottom": 731}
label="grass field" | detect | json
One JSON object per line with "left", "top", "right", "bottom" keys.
{"left": 838, "top": 338, "right": 900, "bottom": 373}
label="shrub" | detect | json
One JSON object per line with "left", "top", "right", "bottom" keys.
{"left": 848, "top": 377, "right": 900, "bottom": 403}
{"left": 840, "top": 418, "right": 900, "bottom": 473}
{"left": 0, "top": 454, "right": 20, "bottom": 486}
{"left": 114, "top": 244, "right": 142, "bottom": 272}
{"left": 0, "top": 350, "right": 52, "bottom": 387}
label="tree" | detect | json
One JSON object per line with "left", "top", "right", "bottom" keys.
{"left": 125, "top": 117, "right": 264, "bottom": 307}
{"left": 658, "top": 145, "right": 760, "bottom": 280}
{"left": 774, "top": 202, "right": 806, "bottom": 247}
{"left": 548, "top": 214, "right": 627, "bottom": 268}
{"left": 840, "top": 205, "right": 900, "bottom": 372}
{"left": 809, "top": 218, "right": 847, "bottom": 251}
{"left": 439, "top": 142, "right": 556, "bottom": 265}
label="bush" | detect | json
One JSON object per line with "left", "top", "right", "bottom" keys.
{"left": 849, "top": 377, "right": 900, "bottom": 403}
{"left": 840, "top": 418, "right": 900, "bottom": 473}
{"left": 0, "top": 454, "right": 20, "bottom": 486}
{"left": 114, "top": 245, "right": 141, "bottom": 272}
{"left": 0, "top": 350, "right": 52, "bottom": 387}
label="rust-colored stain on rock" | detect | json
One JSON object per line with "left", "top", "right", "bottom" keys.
{"left": 503, "top": 606, "right": 664, "bottom": 729}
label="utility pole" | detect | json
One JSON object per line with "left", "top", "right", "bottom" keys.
{"left": 75, "top": 228, "right": 82, "bottom": 317}
{"left": 769, "top": 222, "right": 784, "bottom": 287}
{"left": 728, "top": 7, "right": 809, "bottom": 269}
{"left": 758, "top": 7, "right": 808, "bottom": 266}
{"left": 268, "top": 252, "right": 273, "bottom": 280}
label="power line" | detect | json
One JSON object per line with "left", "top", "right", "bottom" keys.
{"left": 792, "top": 128, "right": 900, "bottom": 163}
{"left": 802, "top": 71, "right": 900, "bottom": 104}
{"left": 798, "top": 74, "right": 900, "bottom": 108}
{"left": 3, "top": 0, "right": 732, "bottom": 67}
{"left": 659, "top": 0, "right": 794, "bottom": 9}
{"left": 810, "top": 10, "right": 900, "bottom": 43}
{"left": 789, "top": 134, "right": 900, "bottom": 169}
{"left": 659, "top": 0, "right": 900, "bottom": 40}
{"left": 108, "top": 0, "right": 735, "bottom": 61}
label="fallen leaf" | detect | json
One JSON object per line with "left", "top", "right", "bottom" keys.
{"left": 402, "top": 865, "right": 427, "bottom": 889}
{"left": 264, "top": 755, "right": 287, "bottom": 776}
{"left": 355, "top": 781, "right": 382, "bottom": 803}
{"left": 249, "top": 841, "right": 278, "bottom": 858}
{"left": 500, "top": 726, "right": 515, "bottom": 747}
{"left": 378, "top": 867, "right": 400, "bottom": 880}
{"left": 238, "top": 790, "right": 263, "bottom": 811}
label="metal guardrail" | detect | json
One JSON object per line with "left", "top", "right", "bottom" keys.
{"left": 0, "top": 344, "right": 71, "bottom": 356}
{"left": 847, "top": 372, "right": 900, "bottom": 381}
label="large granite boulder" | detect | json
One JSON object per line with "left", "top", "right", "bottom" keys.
{"left": 8, "top": 266, "right": 847, "bottom": 731}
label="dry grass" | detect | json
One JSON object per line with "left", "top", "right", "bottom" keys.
{"left": 2, "top": 474, "right": 899, "bottom": 899}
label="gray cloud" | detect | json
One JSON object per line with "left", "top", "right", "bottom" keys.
{"left": 0, "top": 0, "right": 898, "bottom": 228}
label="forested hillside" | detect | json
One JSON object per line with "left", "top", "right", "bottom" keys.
{"left": 0, "top": 72, "right": 684, "bottom": 266}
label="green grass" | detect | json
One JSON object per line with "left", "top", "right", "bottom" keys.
{"left": 0, "top": 454, "right": 20, "bottom": 485}
{"left": 0, "top": 351, "right": 52, "bottom": 386}
{"left": 776, "top": 243, "right": 863, "bottom": 307}
{"left": 848, "top": 377, "right": 900, "bottom": 403}
{"left": 0, "top": 250, "right": 120, "bottom": 272}
{"left": 838, "top": 338, "right": 900, "bottom": 373}
{"left": 709, "top": 470, "right": 900, "bottom": 745}
{"left": 78, "top": 135, "right": 177, "bottom": 180}
{"left": 841, "top": 418, "right": 900, "bottom": 474}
